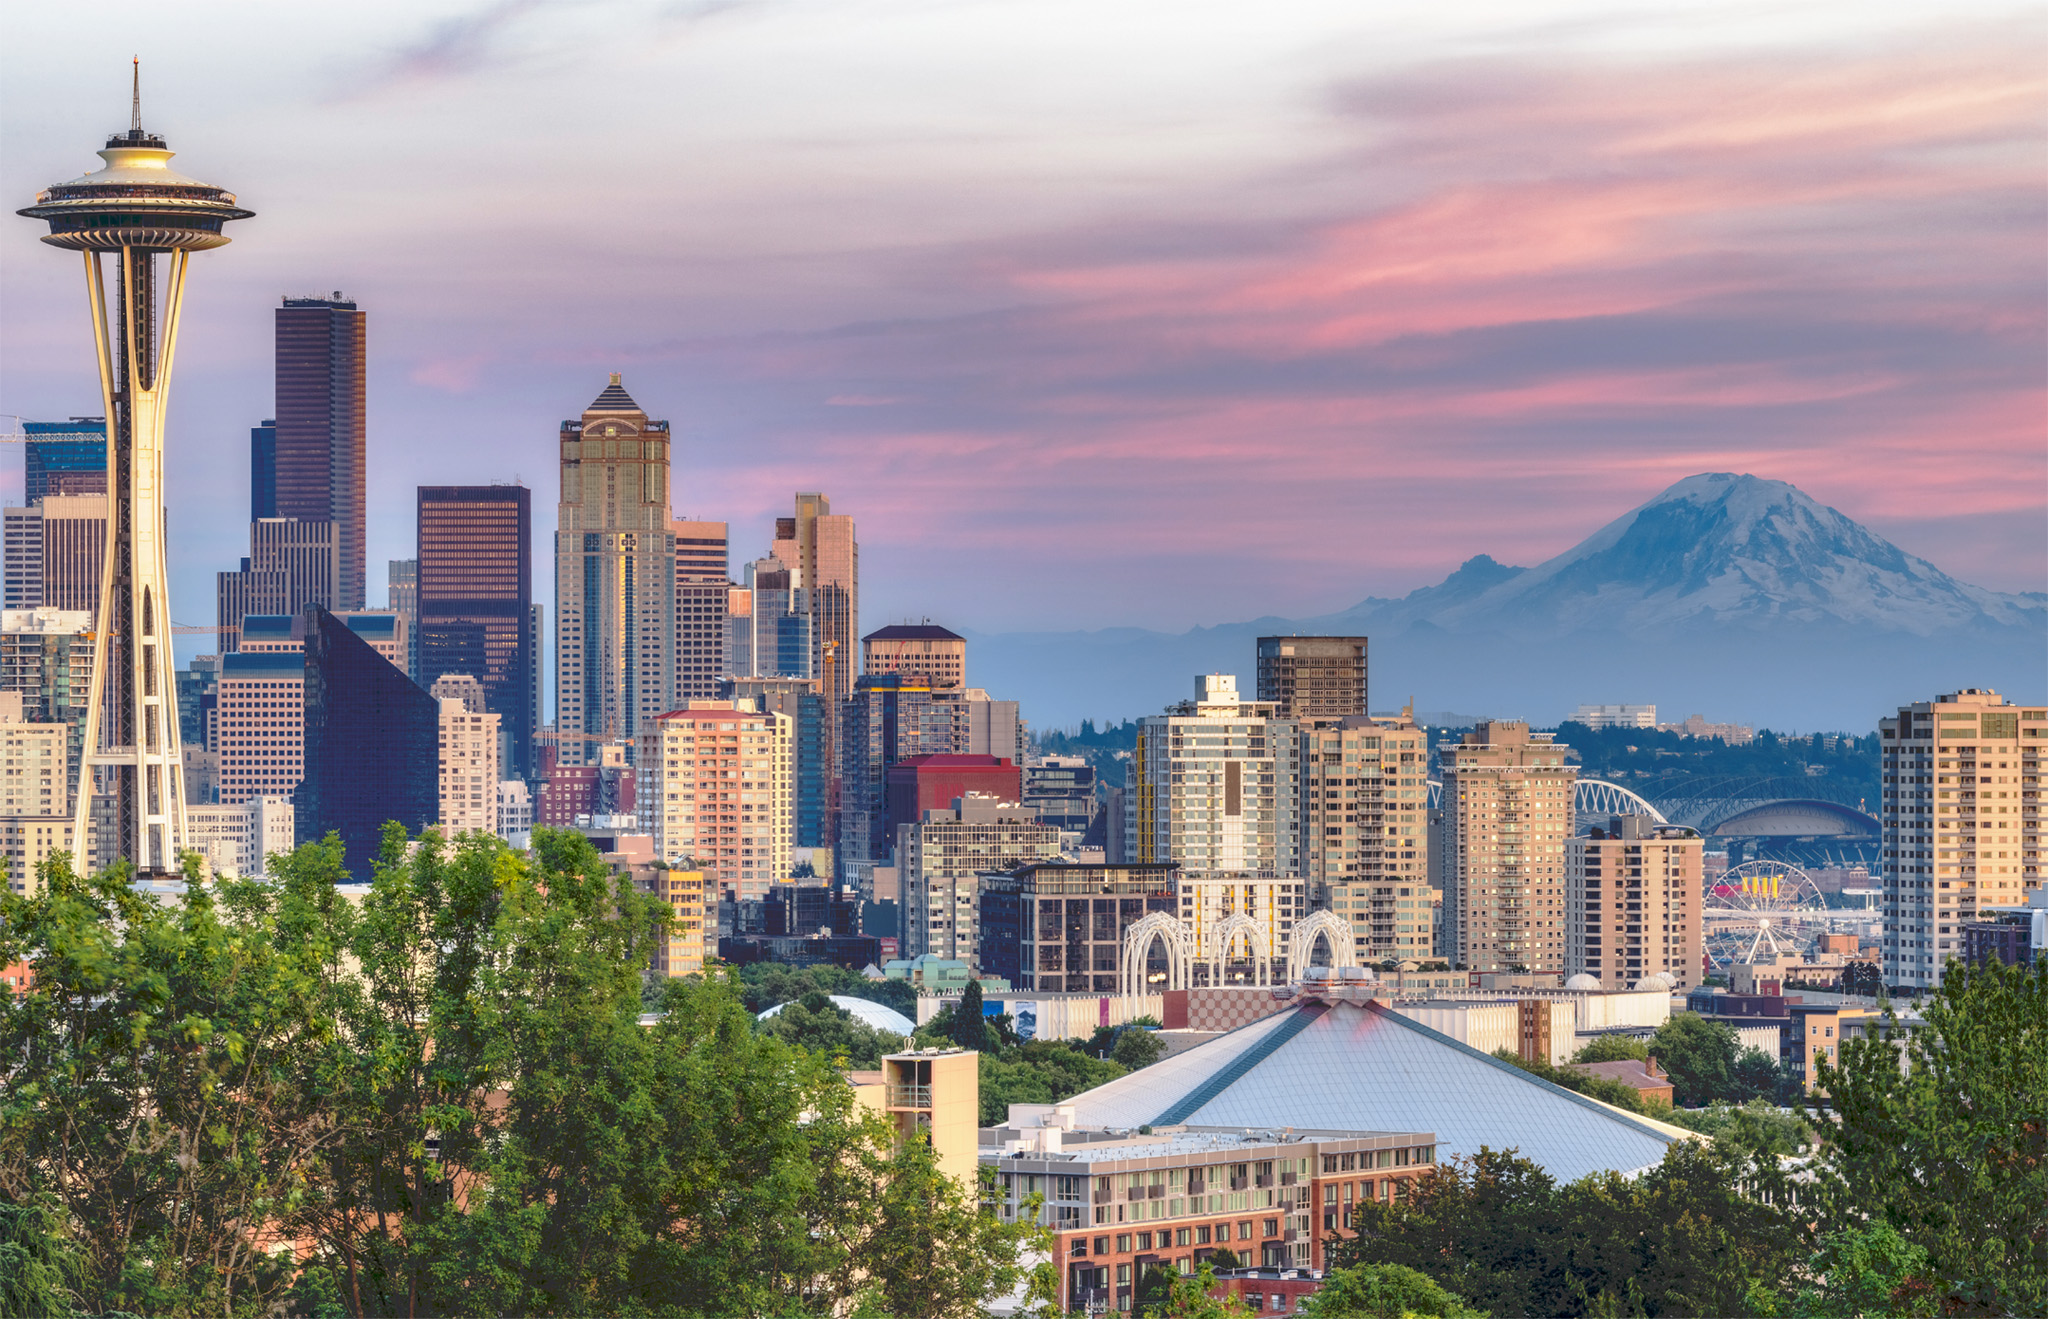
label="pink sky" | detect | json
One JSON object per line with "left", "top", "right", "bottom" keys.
{"left": 1, "top": 0, "right": 2041, "bottom": 642}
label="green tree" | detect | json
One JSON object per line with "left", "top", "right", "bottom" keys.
{"left": 1838, "top": 961, "right": 1884, "bottom": 998}
{"left": 1570, "top": 1035, "right": 1648, "bottom": 1065}
{"left": 0, "top": 852, "right": 351, "bottom": 1317}
{"left": 757, "top": 993, "right": 903, "bottom": 1067}
{"left": 1489, "top": 1049, "right": 1663, "bottom": 1116}
{"left": 1651, "top": 1012, "right": 1740, "bottom": 1106}
{"left": 1787, "top": 1223, "right": 1941, "bottom": 1318}
{"left": 1140, "top": 1261, "right": 1253, "bottom": 1318}
{"left": 1805, "top": 955, "right": 2048, "bottom": 1315}
{"left": 1112, "top": 1027, "right": 1167, "bottom": 1069}
{"left": 1205, "top": 1247, "right": 1242, "bottom": 1271}
{"left": 1660, "top": 1099, "right": 1809, "bottom": 1158}
{"left": 951, "top": 979, "right": 991, "bottom": 1052}
{"left": 1333, "top": 1141, "right": 1802, "bottom": 1318}
{"left": 0, "top": 1197, "right": 84, "bottom": 1319}
{"left": 1302, "top": 1262, "right": 1486, "bottom": 1318}
{"left": 1134, "top": 1262, "right": 1178, "bottom": 1315}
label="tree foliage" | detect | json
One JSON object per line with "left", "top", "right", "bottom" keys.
{"left": 1651, "top": 1013, "right": 1798, "bottom": 1106}
{"left": 1804, "top": 955, "right": 2048, "bottom": 1315}
{"left": 756, "top": 992, "right": 904, "bottom": 1067}
{"left": 1331, "top": 1141, "right": 1803, "bottom": 1318}
{"left": 1570, "top": 1035, "right": 1649, "bottom": 1065}
{"left": 1302, "top": 1262, "right": 1486, "bottom": 1318}
{"left": 0, "top": 828, "right": 1041, "bottom": 1318}
{"left": 733, "top": 960, "right": 917, "bottom": 1019}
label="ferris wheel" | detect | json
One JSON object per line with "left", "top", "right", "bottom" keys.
{"left": 1702, "top": 860, "right": 1831, "bottom": 968}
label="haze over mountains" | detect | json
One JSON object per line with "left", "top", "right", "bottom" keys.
{"left": 973, "top": 474, "right": 2047, "bottom": 736}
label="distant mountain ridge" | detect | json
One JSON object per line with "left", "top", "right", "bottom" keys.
{"left": 971, "top": 473, "right": 2045, "bottom": 734}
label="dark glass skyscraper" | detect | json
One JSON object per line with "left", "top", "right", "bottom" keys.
{"left": 275, "top": 296, "right": 366, "bottom": 609}
{"left": 296, "top": 606, "right": 437, "bottom": 879}
{"left": 250, "top": 419, "right": 277, "bottom": 519}
{"left": 417, "top": 485, "right": 534, "bottom": 779}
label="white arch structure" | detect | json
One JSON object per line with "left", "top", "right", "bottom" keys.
{"left": 1285, "top": 909, "right": 1361, "bottom": 983}
{"left": 1119, "top": 909, "right": 1360, "bottom": 996}
{"left": 1575, "top": 779, "right": 1668, "bottom": 826}
{"left": 1120, "top": 911, "right": 1194, "bottom": 1000}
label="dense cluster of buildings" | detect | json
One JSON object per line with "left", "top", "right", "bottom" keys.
{"left": 1, "top": 212, "right": 2035, "bottom": 1020}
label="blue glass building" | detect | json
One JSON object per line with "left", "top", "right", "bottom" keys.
{"left": 295, "top": 606, "right": 437, "bottom": 878}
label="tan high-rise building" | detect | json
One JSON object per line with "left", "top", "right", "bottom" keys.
{"left": 863, "top": 623, "right": 966, "bottom": 690}
{"left": 1257, "top": 636, "right": 1367, "bottom": 719}
{"left": 1566, "top": 815, "right": 1702, "bottom": 990}
{"left": 215, "top": 650, "right": 305, "bottom": 807}
{"left": 438, "top": 697, "right": 501, "bottom": 836}
{"left": 1302, "top": 714, "right": 1434, "bottom": 962}
{"left": 1438, "top": 721, "right": 1578, "bottom": 974}
{"left": 773, "top": 494, "right": 857, "bottom": 700}
{"left": 1130, "top": 675, "right": 1302, "bottom": 876}
{"left": 637, "top": 700, "right": 793, "bottom": 901}
{"left": 0, "top": 693, "right": 69, "bottom": 884}
{"left": 647, "top": 866, "right": 712, "bottom": 977}
{"left": 1880, "top": 688, "right": 2043, "bottom": 990}
{"left": 556, "top": 377, "right": 676, "bottom": 763}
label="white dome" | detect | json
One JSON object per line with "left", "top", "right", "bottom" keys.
{"left": 758, "top": 995, "right": 915, "bottom": 1036}
{"left": 1632, "top": 973, "right": 1677, "bottom": 992}
{"left": 1565, "top": 974, "right": 1603, "bottom": 991}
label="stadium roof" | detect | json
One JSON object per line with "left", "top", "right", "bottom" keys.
{"left": 1046, "top": 997, "right": 1690, "bottom": 1182}
{"left": 758, "top": 995, "right": 915, "bottom": 1037}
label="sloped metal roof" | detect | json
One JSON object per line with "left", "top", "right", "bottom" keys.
{"left": 1053, "top": 999, "right": 1684, "bottom": 1182}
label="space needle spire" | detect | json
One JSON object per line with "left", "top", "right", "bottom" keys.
{"left": 17, "top": 73, "right": 254, "bottom": 875}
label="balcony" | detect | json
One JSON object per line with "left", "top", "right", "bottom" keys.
{"left": 886, "top": 1084, "right": 931, "bottom": 1108}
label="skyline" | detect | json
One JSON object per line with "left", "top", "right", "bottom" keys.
{"left": 2, "top": 1, "right": 2042, "bottom": 672}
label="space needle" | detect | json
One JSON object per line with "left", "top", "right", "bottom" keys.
{"left": 17, "top": 65, "right": 253, "bottom": 874}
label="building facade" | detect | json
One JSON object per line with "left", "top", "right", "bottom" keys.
{"left": 416, "top": 486, "right": 533, "bottom": 778}
{"left": 987, "top": 1123, "right": 1438, "bottom": 1313}
{"left": 672, "top": 518, "right": 730, "bottom": 704}
{"left": 1300, "top": 715, "right": 1432, "bottom": 960}
{"left": 1567, "top": 704, "right": 1658, "bottom": 730}
{"left": 724, "top": 677, "right": 829, "bottom": 851}
{"left": 1566, "top": 815, "right": 1703, "bottom": 990}
{"left": 863, "top": 623, "right": 966, "bottom": 690}
{"left": 216, "top": 517, "right": 341, "bottom": 647}
{"left": 900, "top": 794, "right": 1062, "bottom": 963}
{"left": 0, "top": 693, "right": 67, "bottom": 821}
{"left": 297, "top": 607, "right": 439, "bottom": 878}
{"left": 274, "top": 296, "right": 366, "bottom": 609}
{"left": 1880, "top": 688, "right": 2043, "bottom": 989}
{"left": 22, "top": 418, "right": 107, "bottom": 502}
{"left": 771, "top": 494, "right": 857, "bottom": 700}
{"left": 555, "top": 377, "right": 676, "bottom": 765}
{"left": 884, "top": 753, "right": 1024, "bottom": 846}
{"left": 839, "top": 674, "right": 964, "bottom": 870}
{"left": 0, "top": 608, "right": 94, "bottom": 812}
{"left": 637, "top": 701, "right": 794, "bottom": 901}
{"left": 1438, "top": 721, "right": 1578, "bottom": 974}
{"left": 214, "top": 651, "right": 305, "bottom": 807}
{"left": 1129, "top": 675, "right": 1301, "bottom": 877}
{"left": 438, "top": 697, "right": 502, "bottom": 836}
{"left": 977, "top": 862, "right": 1181, "bottom": 994}
{"left": 1255, "top": 636, "right": 1367, "bottom": 719}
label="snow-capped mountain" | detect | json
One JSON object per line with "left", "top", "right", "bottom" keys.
{"left": 1334, "top": 473, "right": 2038, "bottom": 637}
{"left": 972, "top": 474, "right": 2045, "bottom": 732}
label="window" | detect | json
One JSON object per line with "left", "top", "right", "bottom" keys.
{"left": 1116, "top": 1234, "right": 1132, "bottom": 1253}
{"left": 1263, "top": 1218, "right": 1280, "bottom": 1238}
{"left": 1238, "top": 1222, "right": 1254, "bottom": 1240}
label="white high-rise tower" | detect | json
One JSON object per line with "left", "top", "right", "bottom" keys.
{"left": 17, "top": 67, "right": 254, "bottom": 871}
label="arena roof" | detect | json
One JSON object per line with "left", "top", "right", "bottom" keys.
{"left": 1046, "top": 997, "right": 1690, "bottom": 1182}
{"left": 757, "top": 995, "right": 916, "bottom": 1037}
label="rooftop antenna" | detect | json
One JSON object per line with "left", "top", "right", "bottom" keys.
{"left": 131, "top": 58, "right": 141, "bottom": 133}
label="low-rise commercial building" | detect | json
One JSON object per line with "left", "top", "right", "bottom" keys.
{"left": 985, "top": 1118, "right": 1437, "bottom": 1313}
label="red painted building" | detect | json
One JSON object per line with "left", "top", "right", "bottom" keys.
{"left": 883, "top": 753, "right": 1022, "bottom": 839}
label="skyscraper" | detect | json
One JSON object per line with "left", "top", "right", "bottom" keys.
{"left": 863, "top": 623, "right": 966, "bottom": 690}
{"left": 2, "top": 497, "right": 106, "bottom": 614}
{"left": 672, "top": 518, "right": 730, "bottom": 702}
{"left": 1880, "top": 688, "right": 2042, "bottom": 990}
{"left": 554, "top": 376, "right": 675, "bottom": 765}
{"left": 296, "top": 607, "right": 438, "bottom": 879}
{"left": 387, "top": 558, "right": 418, "bottom": 678}
{"left": 417, "top": 486, "right": 534, "bottom": 778}
{"left": 274, "top": 296, "right": 366, "bottom": 608}
{"left": 1437, "top": 721, "right": 1578, "bottom": 975}
{"left": 773, "top": 494, "right": 857, "bottom": 700}
{"left": 1257, "top": 636, "right": 1368, "bottom": 720}
{"left": 636, "top": 700, "right": 793, "bottom": 900}
{"left": 17, "top": 75, "right": 253, "bottom": 871}
{"left": 1566, "top": 816, "right": 1702, "bottom": 990}
{"left": 1302, "top": 714, "right": 1433, "bottom": 961}
{"left": 215, "top": 518, "right": 338, "bottom": 644}
{"left": 23, "top": 419, "right": 107, "bottom": 501}
{"left": 1129, "top": 674, "right": 1302, "bottom": 877}
{"left": 249, "top": 419, "right": 277, "bottom": 519}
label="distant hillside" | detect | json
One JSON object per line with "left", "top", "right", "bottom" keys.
{"left": 975, "top": 473, "right": 2045, "bottom": 734}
